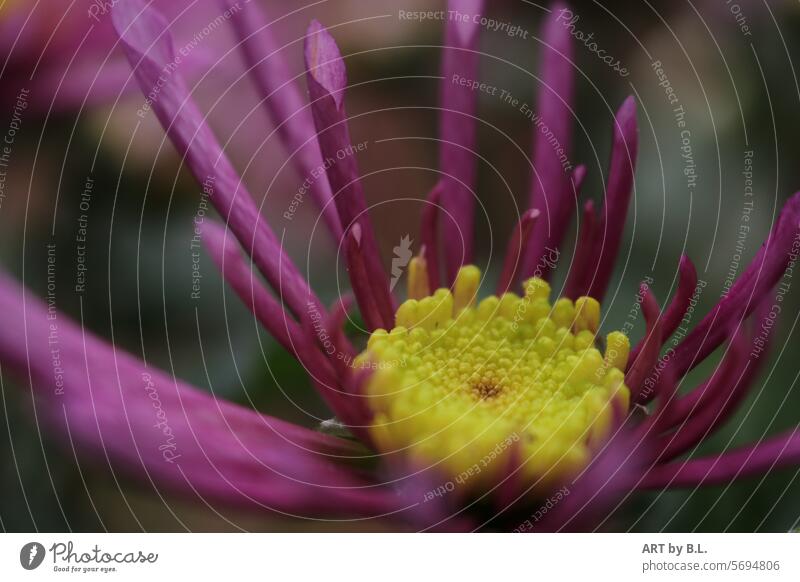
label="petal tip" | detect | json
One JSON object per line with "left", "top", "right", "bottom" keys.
{"left": 305, "top": 19, "right": 347, "bottom": 108}
{"left": 111, "top": 0, "right": 171, "bottom": 57}
{"left": 617, "top": 95, "right": 638, "bottom": 124}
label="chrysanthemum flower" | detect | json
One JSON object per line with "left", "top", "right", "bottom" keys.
{"left": 2, "top": 0, "right": 800, "bottom": 531}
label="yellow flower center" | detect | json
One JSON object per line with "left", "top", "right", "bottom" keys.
{"left": 358, "top": 265, "right": 631, "bottom": 495}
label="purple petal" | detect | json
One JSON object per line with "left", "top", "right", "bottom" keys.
{"left": 657, "top": 300, "right": 774, "bottom": 433}
{"left": 421, "top": 181, "right": 444, "bottom": 291}
{"left": 223, "top": 0, "right": 342, "bottom": 240}
{"left": 532, "top": 430, "right": 650, "bottom": 532}
{"left": 344, "top": 224, "right": 385, "bottom": 332}
{"left": 202, "top": 220, "right": 334, "bottom": 383}
{"left": 304, "top": 20, "right": 395, "bottom": 328}
{"left": 0, "top": 272, "right": 397, "bottom": 516}
{"left": 586, "top": 96, "right": 639, "bottom": 301}
{"left": 640, "top": 428, "right": 800, "bottom": 489}
{"left": 111, "top": 0, "right": 317, "bottom": 320}
{"left": 629, "top": 255, "right": 697, "bottom": 366}
{"left": 564, "top": 206, "right": 595, "bottom": 298}
{"left": 655, "top": 331, "right": 749, "bottom": 462}
{"left": 660, "top": 255, "right": 699, "bottom": 342}
{"left": 668, "top": 192, "right": 800, "bottom": 378}
{"left": 497, "top": 209, "right": 540, "bottom": 294}
{"left": 627, "top": 284, "right": 664, "bottom": 404}
{"left": 438, "top": 0, "right": 485, "bottom": 283}
{"left": 520, "top": 2, "right": 576, "bottom": 281}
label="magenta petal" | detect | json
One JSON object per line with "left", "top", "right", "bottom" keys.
{"left": 628, "top": 255, "right": 697, "bottom": 367}
{"left": 640, "top": 428, "right": 800, "bottom": 489}
{"left": 669, "top": 192, "right": 800, "bottom": 377}
{"left": 533, "top": 431, "right": 650, "bottom": 532}
{"left": 660, "top": 255, "right": 699, "bottom": 341}
{"left": 497, "top": 209, "right": 540, "bottom": 294}
{"left": 202, "top": 220, "right": 334, "bottom": 382}
{"left": 344, "top": 224, "right": 384, "bottom": 332}
{"left": 223, "top": 0, "right": 342, "bottom": 240}
{"left": 658, "top": 300, "right": 774, "bottom": 432}
{"left": 111, "top": 0, "right": 317, "bottom": 320}
{"left": 304, "top": 20, "right": 395, "bottom": 328}
{"left": 521, "top": 2, "right": 575, "bottom": 281}
{"left": 655, "top": 331, "right": 749, "bottom": 462}
{"left": 627, "top": 284, "right": 664, "bottom": 404}
{"left": 421, "top": 181, "right": 444, "bottom": 291}
{"left": 586, "top": 96, "right": 639, "bottom": 301}
{"left": 438, "top": 0, "right": 484, "bottom": 283}
{"left": 564, "top": 202, "right": 595, "bottom": 299}
{"left": 0, "top": 273, "right": 397, "bottom": 516}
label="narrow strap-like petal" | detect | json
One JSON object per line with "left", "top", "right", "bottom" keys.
{"left": 345, "top": 224, "right": 385, "bottom": 332}
{"left": 304, "top": 20, "right": 395, "bottom": 328}
{"left": 639, "top": 428, "right": 800, "bottom": 489}
{"left": 657, "top": 300, "right": 773, "bottom": 432}
{"left": 586, "top": 96, "right": 638, "bottom": 301}
{"left": 202, "top": 220, "right": 335, "bottom": 384}
{"left": 111, "top": 0, "right": 318, "bottom": 320}
{"left": 520, "top": 3, "right": 575, "bottom": 281}
{"left": 421, "top": 181, "right": 444, "bottom": 292}
{"left": 627, "top": 284, "right": 664, "bottom": 404}
{"left": 222, "top": 0, "right": 342, "bottom": 240}
{"left": 629, "top": 254, "right": 698, "bottom": 365}
{"left": 438, "top": 0, "right": 484, "bottom": 284}
{"left": 660, "top": 255, "right": 699, "bottom": 341}
{"left": 564, "top": 193, "right": 595, "bottom": 300}
{"left": 497, "top": 209, "right": 540, "bottom": 295}
{"left": 0, "top": 272, "right": 397, "bottom": 516}
{"left": 667, "top": 192, "right": 800, "bottom": 378}
{"left": 654, "top": 331, "right": 750, "bottom": 462}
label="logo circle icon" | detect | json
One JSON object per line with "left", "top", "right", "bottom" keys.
{"left": 19, "top": 542, "right": 46, "bottom": 570}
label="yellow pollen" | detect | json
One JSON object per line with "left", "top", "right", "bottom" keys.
{"left": 361, "top": 265, "right": 631, "bottom": 494}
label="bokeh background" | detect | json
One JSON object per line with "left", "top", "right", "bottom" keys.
{"left": 2, "top": 0, "right": 800, "bottom": 531}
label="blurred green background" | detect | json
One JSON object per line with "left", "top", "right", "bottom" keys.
{"left": 1, "top": 0, "right": 800, "bottom": 531}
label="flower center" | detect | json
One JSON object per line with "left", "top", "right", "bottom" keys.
{"left": 358, "top": 265, "right": 631, "bottom": 494}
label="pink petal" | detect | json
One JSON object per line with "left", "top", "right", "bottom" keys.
{"left": 668, "top": 192, "right": 800, "bottom": 377}
{"left": 223, "top": 0, "right": 342, "bottom": 240}
{"left": 438, "top": 0, "right": 485, "bottom": 283}
{"left": 111, "top": 0, "right": 317, "bottom": 320}
{"left": 640, "top": 428, "right": 800, "bottom": 489}
{"left": 586, "top": 96, "right": 639, "bottom": 301}
{"left": 0, "top": 272, "right": 398, "bottom": 516}
{"left": 627, "top": 284, "right": 664, "bottom": 404}
{"left": 520, "top": 2, "right": 576, "bottom": 281}
{"left": 304, "top": 20, "right": 395, "bottom": 329}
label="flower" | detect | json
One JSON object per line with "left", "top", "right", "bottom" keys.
{"left": 2, "top": 0, "right": 800, "bottom": 532}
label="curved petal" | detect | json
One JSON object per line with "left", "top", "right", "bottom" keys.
{"left": 222, "top": 0, "right": 342, "bottom": 240}
{"left": 111, "top": 0, "right": 318, "bottom": 320}
{"left": 304, "top": 20, "right": 394, "bottom": 330}
{"left": 627, "top": 284, "right": 664, "bottom": 404}
{"left": 639, "top": 428, "right": 800, "bottom": 489}
{"left": 668, "top": 192, "right": 800, "bottom": 377}
{"left": 586, "top": 96, "right": 638, "bottom": 301}
{"left": 0, "top": 272, "right": 398, "bottom": 517}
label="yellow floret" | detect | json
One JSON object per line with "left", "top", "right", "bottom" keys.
{"left": 362, "top": 266, "right": 631, "bottom": 495}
